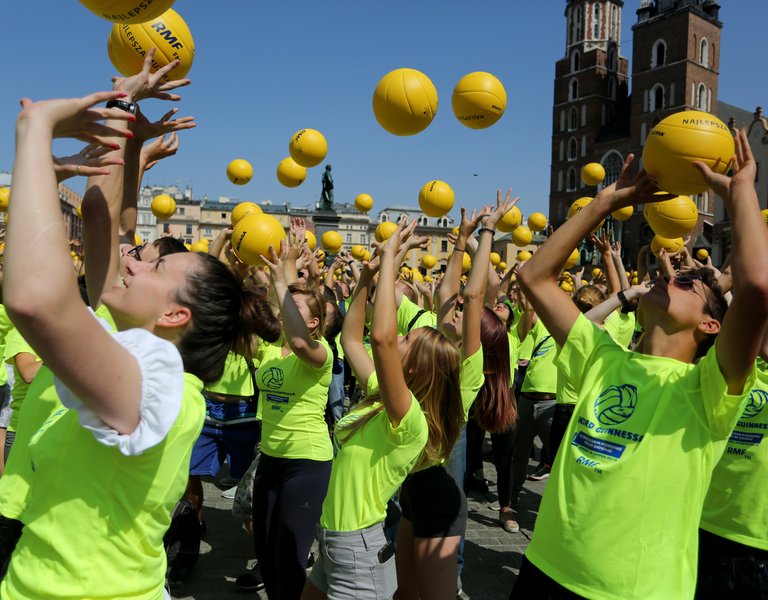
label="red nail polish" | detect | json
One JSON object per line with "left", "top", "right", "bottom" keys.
{"left": 112, "top": 144, "right": 121, "bottom": 150}
{"left": 125, "top": 131, "right": 134, "bottom": 138}
{"left": 118, "top": 92, "right": 128, "bottom": 98}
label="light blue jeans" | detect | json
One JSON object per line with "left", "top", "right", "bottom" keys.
{"left": 444, "top": 424, "right": 467, "bottom": 581}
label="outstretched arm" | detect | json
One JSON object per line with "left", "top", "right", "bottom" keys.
{"left": 340, "top": 259, "right": 378, "bottom": 389}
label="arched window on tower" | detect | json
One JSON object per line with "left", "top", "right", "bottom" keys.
{"left": 601, "top": 151, "right": 625, "bottom": 188}
{"left": 610, "top": 5, "right": 618, "bottom": 40}
{"left": 571, "top": 50, "right": 580, "bottom": 72}
{"left": 569, "top": 79, "right": 579, "bottom": 101}
{"left": 573, "top": 6, "right": 583, "bottom": 42}
{"left": 567, "top": 167, "right": 578, "bottom": 191}
{"left": 609, "top": 77, "right": 617, "bottom": 100}
{"left": 650, "top": 84, "right": 665, "bottom": 111}
{"left": 569, "top": 106, "right": 578, "bottom": 130}
{"left": 568, "top": 137, "right": 578, "bottom": 161}
{"left": 593, "top": 3, "right": 601, "bottom": 38}
{"left": 700, "top": 38, "right": 709, "bottom": 67}
{"left": 652, "top": 39, "right": 666, "bottom": 68}
{"left": 697, "top": 84, "right": 707, "bottom": 110}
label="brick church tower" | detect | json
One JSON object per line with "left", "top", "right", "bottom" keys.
{"left": 549, "top": 0, "right": 724, "bottom": 262}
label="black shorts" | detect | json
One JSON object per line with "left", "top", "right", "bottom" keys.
{"left": 400, "top": 465, "right": 467, "bottom": 538}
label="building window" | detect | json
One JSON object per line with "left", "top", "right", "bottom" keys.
{"left": 650, "top": 84, "right": 665, "bottom": 111}
{"left": 379, "top": 212, "right": 388, "bottom": 223}
{"left": 610, "top": 5, "right": 618, "bottom": 40}
{"left": 571, "top": 50, "right": 580, "bottom": 72}
{"left": 185, "top": 238, "right": 192, "bottom": 244}
{"left": 581, "top": 105, "right": 587, "bottom": 126}
{"left": 569, "top": 79, "right": 579, "bottom": 101}
{"left": 601, "top": 151, "right": 624, "bottom": 187}
{"left": 569, "top": 107, "right": 578, "bottom": 130}
{"left": 697, "top": 84, "right": 707, "bottom": 111}
{"left": 608, "top": 49, "right": 617, "bottom": 71}
{"left": 652, "top": 39, "right": 666, "bottom": 68}
{"left": 593, "top": 3, "right": 601, "bottom": 38}
{"left": 572, "top": 6, "right": 582, "bottom": 42}
{"left": 568, "top": 138, "right": 578, "bottom": 161}
{"left": 581, "top": 135, "right": 587, "bottom": 157}
{"left": 567, "top": 167, "right": 578, "bottom": 191}
{"left": 185, "top": 224, "right": 192, "bottom": 235}
{"left": 419, "top": 216, "right": 429, "bottom": 226}
{"left": 700, "top": 38, "right": 709, "bottom": 67}
{"left": 608, "top": 77, "right": 617, "bottom": 100}
{"left": 360, "top": 234, "right": 367, "bottom": 244}
{"left": 346, "top": 233, "right": 352, "bottom": 243}
{"left": 204, "top": 227, "right": 212, "bottom": 236}
{"left": 558, "top": 171, "right": 563, "bottom": 192}
{"left": 441, "top": 240, "right": 448, "bottom": 253}
{"left": 559, "top": 140, "right": 565, "bottom": 161}
{"left": 176, "top": 207, "right": 185, "bottom": 216}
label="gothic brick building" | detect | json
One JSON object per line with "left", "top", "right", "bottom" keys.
{"left": 549, "top": 0, "right": 723, "bottom": 262}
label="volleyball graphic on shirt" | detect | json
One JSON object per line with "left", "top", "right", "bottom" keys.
{"left": 742, "top": 389, "right": 768, "bottom": 419}
{"left": 594, "top": 384, "right": 638, "bottom": 426}
{"left": 261, "top": 367, "right": 285, "bottom": 390}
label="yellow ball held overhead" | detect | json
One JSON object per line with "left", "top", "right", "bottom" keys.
{"left": 108, "top": 8, "right": 194, "bottom": 82}
{"left": 227, "top": 159, "right": 253, "bottom": 185}
{"left": 517, "top": 250, "right": 532, "bottom": 262}
{"left": 304, "top": 230, "right": 317, "bottom": 251}
{"left": 611, "top": 206, "right": 634, "bottom": 221}
{"left": 498, "top": 261, "right": 507, "bottom": 271}
{"left": 372, "top": 68, "right": 438, "bottom": 136}
{"left": 363, "top": 250, "right": 372, "bottom": 262}
{"left": 512, "top": 226, "right": 533, "bottom": 247}
{"left": 643, "top": 193, "right": 698, "bottom": 238}
{"left": 81, "top": 0, "right": 175, "bottom": 23}
{"left": 351, "top": 245, "right": 367, "bottom": 260}
{"left": 190, "top": 241, "right": 208, "bottom": 253}
{"left": 321, "top": 231, "right": 343, "bottom": 254}
{"left": 232, "top": 213, "right": 286, "bottom": 267}
{"left": 642, "top": 110, "right": 734, "bottom": 195}
{"left": 418, "top": 180, "right": 454, "bottom": 218}
{"left": 696, "top": 248, "right": 709, "bottom": 260}
{"left": 528, "top": 212, "right": 547, "bottom": 232}
{"left": 421, "top": 254, "right": 437, "bottom": 269}
{"left": 489, "top": 252, "right": 501, "bottom": 266}
{"left": 451, "top": 71, "right": 507, "bottom": 130}
{"left": 424, "top": 275, "right": 433, "bottom": 283}
{"left": 231, "top": 201, "right": 262, "bottom": 226}
{"left": 375, "top": 221, "right": 398, "bottom": 243}
{"left": 354, "top": 193, "right": 374, "bottom": 213}
{"left": 276, "top": 157, "right": 307, "bottom": 188}
{"left": 151, "top": 194, "right": 176, "bottom": 220}
{"left": 581, "top": 163, "right": 606, "bottom": 186}
{"left": 0, "top": 187, "right": 9, "bottom": 212}
{"left": 462, "top": 252, "right": 472, "bottom": 274}
{"left": 565, "top": 248, "right": 580, "bottom": 269}
{"left": 568, "top": 197, "right": 604, "bottom": 231}
{"left": 497, "top": 206, "right": 522, "bottom": 233}
{"left": 289, "top": 129, "right": 328, "bottom": 168}
{"left": 650, "top": 234, "right": 685, "bottom": 257}
{"left": 411, "top": 269, "right": 424, "bottom": 283}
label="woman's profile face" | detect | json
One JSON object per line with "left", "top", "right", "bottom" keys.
{"left": 397, "top": 327, "right": 426, "bottom": 361}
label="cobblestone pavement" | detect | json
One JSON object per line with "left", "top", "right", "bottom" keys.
{"left": 173, "top": 451, "right": 547, "bottom": 600}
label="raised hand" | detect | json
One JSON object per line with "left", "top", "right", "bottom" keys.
{"left": 486, "top": 189, "right": 520, "bottom": 229}
{"left": 111, "top": 48, "right": 191, "bottom": 102}
{"left": 53, "top": 143, "right": 125, "bottom": 182}
{"left": 133, "top": 106, "right": 195, "bottom": 143}
{"left": 458, "top": 206, "right": 491, "bottom": 240}
{"left": 141, "top": 132, "right": 180, "bottom": 171}
{"left": 694, "top": 129, "right": 756, "bottom": 200}
{"left": 589, "top": 229, "right": 611, "bottom": 256}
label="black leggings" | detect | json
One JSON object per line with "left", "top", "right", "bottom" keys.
{"left": 548, "top": 403, "right": 575, "bottom": 462}
{"left": 252, "top": 453, "right": 331, "bottom": 600}
{"left": 490, "top": 426, "right": 516, "bottom": 509}
{"left": 465, "top": 416, "right": 485, "bottom": 476}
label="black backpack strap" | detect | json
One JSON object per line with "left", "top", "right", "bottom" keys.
{"left": 407, "top": 309, "right": 427, "bottom": 332}
{"left": 531, "top": 335, "right": 553, "bottom": 358}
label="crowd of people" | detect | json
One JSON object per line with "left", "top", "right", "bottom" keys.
{"left": 0, "top": 51, "right": 765, "bottom": 600}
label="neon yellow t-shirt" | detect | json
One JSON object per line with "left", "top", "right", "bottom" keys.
{"left": 526, "top": 314, "right": 754, "bottom": 600}
{"left": 320, "top": 372, "right": 427, "bottom": 531}
{"left": 0, "top": 306, "right": 15, "bottom": 387}
{"left": 4, "top": 328, "right": 41, "bottom": 433}
{"left": 257, "top": 339, "right": 334, "bottom": 461}
{"left": 94, "top": 303, "right": 118, "bottom": 333}
{"left": 396, "top": 296, "right": 436, "bottom": 335}
{"left": 603, "top": 311, "right": 636, "bottom": 349}
{"left": 460, "top": 348, "right": 485, "bottom": 421}
{"left": 1, "top": 371, "right": 205, "bottom": 600}
{"left": 206, "top": 351, "right": 254, "bottom": 396}
{"left": 508, "top": 329, "right": 522, "bottom": 377}
{"left": 700, "top": 358, "right": 768, "bottom": 550}
{"left": 521, "top": 320, "right": 557, "bottom": 394}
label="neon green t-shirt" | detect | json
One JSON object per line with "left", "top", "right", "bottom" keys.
{"left": 1, "top": 368, "right": 205, "bottom": 600}
{"left": 4, "top": 328, "right": 41, "bottom": 433}
{"left": 206, "top": 351, "right": 254, "bottom": 396}
{"left": 0, "top": 306, "right": 15, "bottom": 387}
{"left": 396, "top": 296, "right": 436, "bottom": 335}
{"left": 700, "top": 358, "right": 768, "bottom": 550}
{"left": 94, "top": 304, "right": 118, "bottom": 333}
{"left": 320, "top": 372, "right": 428, "bottom": 531}
{"left": 257, "top": 339, "right": 334, "bottom": 461}
{"left": 460, "top": 348, "right": 485, "bottom": 421}
{"left": 603, "top": 311, "right": 636, "bottom": 350}
{"left": 508, "top": 329, "right": 522, "bottom": 377}
{"left": 526, "top": 314, "right": 754, "bottom": 600}
{"left": 521, "top": 320, "right": 557, "bottom": 394}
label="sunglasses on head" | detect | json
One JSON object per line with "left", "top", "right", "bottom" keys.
{"left": 668, "top": 273, "right": 702, "bottom": 289}
{"left": 127, "top": 243, "right": 146, "bottom": 261}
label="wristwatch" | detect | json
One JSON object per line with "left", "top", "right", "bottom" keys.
{"left": 617, "top": 290, "right": 631, "bottom": 309}
{"left": 105, "top": 99, "right": 138, "bottom": 115}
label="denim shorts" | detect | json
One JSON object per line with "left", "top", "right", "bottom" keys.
{"left": 308, "top": 522, "right": 396, "bottom": 600}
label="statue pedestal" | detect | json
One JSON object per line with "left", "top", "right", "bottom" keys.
{"left": 312, "top": 210, "right": 341, "bottom": 265}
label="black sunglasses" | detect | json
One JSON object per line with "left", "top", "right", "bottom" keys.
{"left": 127, "top": 243, "right": 146, "bottom": 261}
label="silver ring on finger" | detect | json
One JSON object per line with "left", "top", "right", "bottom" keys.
{"left": 76, "top": 166, "right": 81, "bottom": 176}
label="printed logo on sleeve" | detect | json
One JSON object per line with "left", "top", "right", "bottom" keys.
{"left": 261, "top": 367, "right": 285, "bottom": 390}
{"left": 594, "top": 384, "right": 638, "bottom": 426}
{"left": 742, "top": 389, "right": 768, "bottom": 419}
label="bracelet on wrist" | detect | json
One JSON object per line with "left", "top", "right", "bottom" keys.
{"left": 453, "top": 247, "right": 466, "bottom": 254}
{"left": 478, "top": 227, "right": 496, "bottom": 237}
{"left": 617, "top": 290, "right": 631, "bottom": 308}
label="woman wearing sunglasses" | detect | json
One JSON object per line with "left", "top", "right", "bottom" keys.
{"left": 510, "top": 131, "right": 768, "bottom": 600}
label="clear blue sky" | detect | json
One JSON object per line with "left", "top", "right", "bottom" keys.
{"left": 1, "top": 1, "right": 765, "bottom": 219}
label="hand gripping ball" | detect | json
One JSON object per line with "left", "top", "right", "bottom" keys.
{"left": 354, "top": 194, "right": 374, "bottom": 213}
{"left": 276, "top": 157, "right": 307, "bottom": 188}
{"left": 321, "top": 231, "right": 343, "bottom": 254}
{"left": 497, "top": 206, "right": 522, "bottom": 233}
{"left": 527, "top": 212, "right": 547, "bottom": 232}
{"left": 650, "top": 235, "right": 685, "bottom": 257}
{"left": 231, "top": 202, "right": 262, "bottom": 226}
{"left": 227, "top": 159, "right": 253, "bottom": 185}
{"left": 642, "top": 110, "right": 735, "bottom": 195}
{"left": 108, "top": 8, "right": 194, "bottom": 82}
{"left": 581, "top": 163, "right": 606, "bottom": 186}
{"left": 372, "top": 68, "right": 438, "bottom": 136}
{"left": 289, "top": 129, "right": 328, "bottom": 168}
{"left": 151, "top": 194, "right": 176, "bottom": 220}
{"left": 375, "top": 221, "right": 398, "bottom": 243}
{"left": 451, "top": 72, "right": 506, "bottom": 130}
{"left": 512, "top": 226, "right": 532, "bottom": 247}
{"left": 81, "top": 0, "right": 175, "bottom": 23}
{"left": 643, "top": 194, "right": 698, "bottom": 239}
{"left": 232, "top": 213, "right": 286, "bottom": 267}
{"left": 418, "top": 180, "right": 454, "bottom": 218}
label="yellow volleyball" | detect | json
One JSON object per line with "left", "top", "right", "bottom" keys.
{"left": 372, "top": 68, "right": 438, "bottom": 136}
{"left": 289, "top": 129, "right": 328, "bottom": 168}
{"left": 418, "top": 180, "right": 454, "bottom": 218}
{"left": 527, "top": 212, "right": 547, "bottom": 232}
{"left": 355, "top": 193, "right": 374, "bottom": 213}
{"left": 512, "top": 226, "right": 533, "bottom": 247}
{"left": 231, "top": 202, "right": 262, "bottom": 226}
{"left": 375, "top": 221, "right": 398, "bottom": 243}
{"left": 497, "top": 206, "right": 522, "bottom": 233}
{"left": 276, "top": 157, "right": 307, "bottom": 188}
{"left": 151, "top": 194, "right": 176, "bottom": 220}
{"left": 81, "top": 0, "right": 175, "bottom": 23}
{"left": 451, "top": 71, "right": 506, "bottom": 130}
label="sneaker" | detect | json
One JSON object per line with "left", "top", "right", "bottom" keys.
{"left": 235, "top": 565, "right": 264, "bottom": 592}
{"left": 499, "top": 511, "right": 520, "bottom": 534}
{"left": 527, "top": 464, "right": 550, "bottom": 481}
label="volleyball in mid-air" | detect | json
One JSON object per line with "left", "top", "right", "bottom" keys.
{"left": 231, "top": 201, "right": 262, "bottom": 226}
{"left": 151, "top": 194, "right": 176, "bottom": 220}
{"left": 304, "top": 230, "right": 317, "bottom": 251}
{"left": 418, "top": 180, "right": 454, "bottom": 217}
{"left": 351, "top": 245, "right": 367, "bottom": 260}
{"left": 643, "top": 194, "right": 698, "bottom": 238}
{"left": 642, "top": 110, "right": 734, "bottom": 195}
{"left": 650, "top": 235, "right": 685, "bottom": 256}
{"left": 108, "top": 8, "right": 195, "bottom": 81}
{"left": 611, "top": 206, "right": 634, "bottom": 221}
{"left": 696, "top": 248, "right": 709, "bottom": 260}
{"left": 581, "top": 163, "right": 606, "bottom": 186}
{"left": 227, "top": 159, "right": 253, "bottom": 185}
{"left": 527, "top": 212, "right": 547, "bottom": 232}
{"left": 517, "top": 250, "right": 532, "bottom": 262}
{"left": 321, "top": 231, "right": 343, "bottom": 254}
{"left": 232, "top": 213, "right": 286, "bottom": 267}
{"left": 512, "top": 226, "right": 532, "bottom": 247}
{"left": 375, "top": 221, "right": 398, "bottom": 243}
{"left": 497, "top": 206, "right": 522, "bottom": 233}
{"left": 489, "top": 252, "right": 501, "bottom": 266}
{"left": 276, "top": 157, "right": 307, "bottom": 188}
{"left": 565, "top": 248, "right": 580, "bottom": 269}
{"left": 451, "top": 71, "right": 506, "bottom": 130}
{"left": 372, "top": 68, "right": 438, "bottom": 136}
{"left": 0, "top": 187, "right": 9, "bottom": 212}
{"left": 421, "top": 254, "right": 437, "bottom": 269}
{"left": 289, "top": 129, "right": 328, "bottom": 168}
{"left": 355, "top": 194, "right": 374, "bottom": 213}
{"left": 461, "top": 252, "right": 472, "bottom": 274}
{"left": 81, "top": 0, "right": 175, "bottom": 23}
